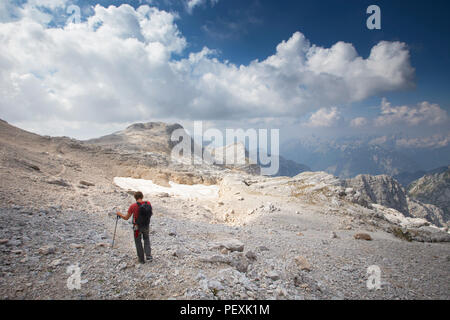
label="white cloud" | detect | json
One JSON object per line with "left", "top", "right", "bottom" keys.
{"left": 138, "top": 0, "right": 154, "bottom": 4}
{"left": 27, "top": 0, "right": 68, "bottom": 10}
{"left": 368, "top": 135, "right": 389, "bottom": 146}
{"left": 306, "top": 107, "right": 341, "bottom": 127}
{"left": 374, "top": 98, "right": 448, "bottom": 127}
{"left": 0, "top": 3, "right": 416, "bottom": 138}
{"left": 1, "top": 0, "right": 71, "bottom": 23}
{"left": 350, "top": 117, "right": 368, "bottom": 128}
{"left": 186, "top": 0, "right": 219, "bottom": 14}
{"left": 396, "top": 134, "right": 450, "bottom": 149}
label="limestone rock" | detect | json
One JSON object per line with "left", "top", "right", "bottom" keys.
{"left": 407, "top": 166, "right": 450, "bottom": 224}
{"left": 294, "top": 256, "right": 312, "bottom": 272}
{"left": 79, "top": 180, "right": 95, "bottom": 187}
{"left": 267, "top": 271, "right": 280, "bottom": 281}
{"left": 354, "top": 233, "right": 372, "bottom": 241}
{"left": 50, "top": 259, "right": 62, "bottom": 267}
{"left": 245, "top": 251, "right": 257, "bottom": 261}
{"left": 39, "top": 245, "right": 56, "bottom": 255}
{"left": 213, "top": 239, "right": 244, "bottom": 253}
{"left": 345, "top": 174, "right": 408, "bottom": 214}
{"left": 69, "top": 243, "right": 84, "bottom": 249}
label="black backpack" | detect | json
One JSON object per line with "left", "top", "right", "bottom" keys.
{"left": 135, "top": 201, "right": 152, "bottom": 229}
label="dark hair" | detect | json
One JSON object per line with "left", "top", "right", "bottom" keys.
{"left": 134, "top": 191, "right": 144, "bottom": 201}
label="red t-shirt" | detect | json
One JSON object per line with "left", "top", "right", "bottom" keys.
{"left": 128, "top": 201, "right": 151, "bottom": 224}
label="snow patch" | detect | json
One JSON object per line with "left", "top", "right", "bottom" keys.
{"left": 114, "top": 177, "right": 219, "bottom": 200}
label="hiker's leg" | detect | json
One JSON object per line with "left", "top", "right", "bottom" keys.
{"left": 142, "top": 227, "right": 151, "bottom": 258}
{"left": 134, "top": 231, "right": 145, "bottom": 263}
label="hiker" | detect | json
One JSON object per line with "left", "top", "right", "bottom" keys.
{"left": 116, "top": 191, "right": 153, "bottom": 264}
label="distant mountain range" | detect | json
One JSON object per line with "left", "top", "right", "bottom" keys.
{"left": 281, "top": 135, "right": 450, "bottom": 180}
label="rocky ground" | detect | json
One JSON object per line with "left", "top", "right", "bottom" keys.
{"left": 1, "top": 119, "right": 449, "bottom": 300}
{"left": 1, "top": 174, "right": 449, "bottom": 300}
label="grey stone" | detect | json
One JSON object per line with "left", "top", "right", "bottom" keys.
{"left": 117, "top": 262, "right": 128, "bottom": 271}
{"left": 267, "top": 271, "right": 280, "bottom": 281}
{"left": 38, "top": 245, "right": 56, "bottom": 255}
{"left": 214, "top": 239, "right": 244, "bottom": 252}
{"left": 245, "top": 250, "right": 257, "bottom": 261}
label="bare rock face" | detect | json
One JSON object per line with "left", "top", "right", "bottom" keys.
{"left": 407, "top": 198, "right": 448, "bottom": 228}
{"left": 408, "top": 167, "right": 450, "bottom": 225}
{"left": 390, "top": 226, "right": 450, "bottom": 243}
{"left": 343, "top": 173, "right": 449, "bottom": 228}
{"left": 344, "top": 175, "right": 409, "bottom": 215}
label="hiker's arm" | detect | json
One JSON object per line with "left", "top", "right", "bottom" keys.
{"left": 117, "top": 211, "right": 132, "bottom": 220}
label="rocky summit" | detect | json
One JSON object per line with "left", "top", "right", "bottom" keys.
{"left": 0, "top": 119, "right": 449, "bottom": 300}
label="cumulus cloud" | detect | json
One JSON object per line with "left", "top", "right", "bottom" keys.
{"left": 0, "top": 2, "right": 416, "bottom": 137}
{"left": 306, "top": 107, "right": 341, "bottom": 127}
{"left": 374, "top": 98, "right": 448, "bottom": 127}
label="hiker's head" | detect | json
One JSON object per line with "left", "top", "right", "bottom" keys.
{"left": 134, "top": 191, "right": 144, "bottom": 201}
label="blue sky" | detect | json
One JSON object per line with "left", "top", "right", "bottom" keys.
{"left": 0, "top": 0, "right": 449, "bottom": 145}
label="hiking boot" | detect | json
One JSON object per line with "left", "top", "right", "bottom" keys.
{"left": 146, "top": 256, "right": 153, "bottom": 262}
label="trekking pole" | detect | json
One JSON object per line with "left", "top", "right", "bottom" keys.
{"left": 112, "top": 215, "right": 119, "bottom": 248}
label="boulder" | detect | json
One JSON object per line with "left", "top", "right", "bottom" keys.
{"left": 69, "top": 243, "right": 84, "bottom": 249}
{"left": 245, "top": 251, "right": 257, "bottom": 261}
{"left": 354, "top": 233, "right": 373, "bottom": 241}
{"left": 50, "top": 259, "right": 62, "bottom": 267}
{"left": 213, "top": 239, "right": 244, "bottom": 252}
{"left": 47, "top": 178, "right": 71, "bottom": 187}
{"left": 294, "top": 256, "right": 312, "bottom": 272}
{"left": 39, "top": 245, "right": 56, "bottom": 255}
{"left": 79, "top": 180, "right": 95, "bottom": 187}
{"left": 267, "top": 271, "right": 280, "bottom": 281}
